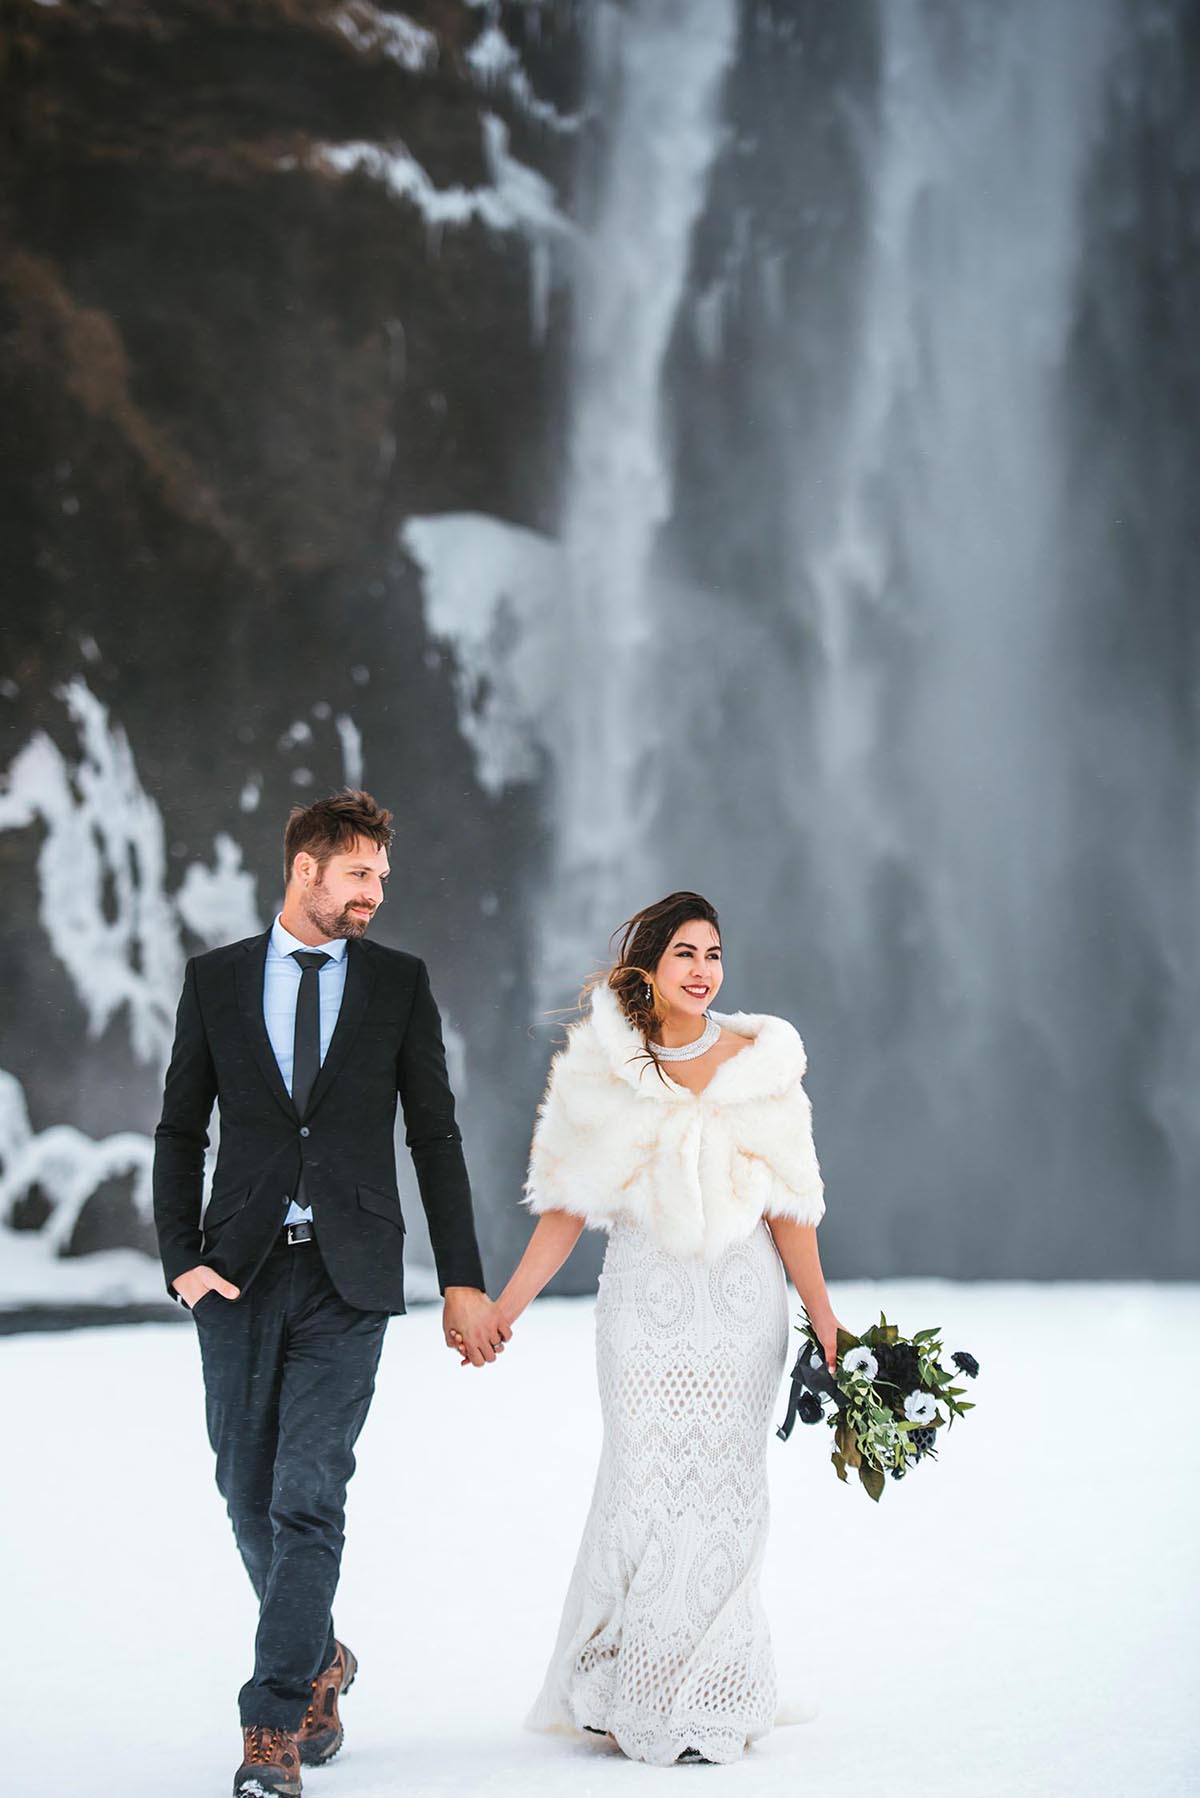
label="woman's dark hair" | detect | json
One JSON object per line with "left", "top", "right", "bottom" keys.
{"left": 589, "top": 891, "right": 721, "bottom": 1081}
{"left": 283, "top": 789, "right": 394, "bottom": 884}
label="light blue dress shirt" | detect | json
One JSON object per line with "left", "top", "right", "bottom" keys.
{"left": 264, "top": 914, "right": 348, "bottom": 1225}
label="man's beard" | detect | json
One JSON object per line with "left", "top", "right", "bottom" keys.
{"left": 303, "top": 882, "right": 375, "bottom": 940}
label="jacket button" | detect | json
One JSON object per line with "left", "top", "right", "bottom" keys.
{"left": 300, "top": 1126, "right": 310, "bottom": 1138}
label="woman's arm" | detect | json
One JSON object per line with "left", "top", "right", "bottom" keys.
{"left": 495, "top": 1209, "right": 587, "bottom": 1330}
{"left": 766, "top": 1217, "right": 845, "bottom": 1369}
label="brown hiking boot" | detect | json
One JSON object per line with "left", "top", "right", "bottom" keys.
{"left": 233, "top": 1724, "right": 302, "bottom": 1796}
{"left": 297, "top": 1639, "right": 358, "bottom": 1767}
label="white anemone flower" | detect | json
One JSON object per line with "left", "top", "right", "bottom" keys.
{"left": 841, "top": 1346, "right": 879, "bottom": 1381}
{"left": 903, "top": 1390, "right": 937, "bottom": 1424}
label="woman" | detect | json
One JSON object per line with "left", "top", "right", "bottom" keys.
{"left": 494, "top": 891, "right": 843, "bottom": 1766}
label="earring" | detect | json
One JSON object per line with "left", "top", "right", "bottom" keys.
{"left": 644, "top": 983, "right": 652, "bottom": 1004}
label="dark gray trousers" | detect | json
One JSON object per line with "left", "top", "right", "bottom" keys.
{"left": 192, "top": 1234, "right": 388, "bottom": 1729}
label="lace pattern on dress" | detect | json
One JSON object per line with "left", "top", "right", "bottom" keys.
{"left": 526, "top": 1217, "right": 789, "bottom": 1766}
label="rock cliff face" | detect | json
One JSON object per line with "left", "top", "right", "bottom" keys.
{"left": 0, "top": 0, "right": 584, "bottom": 1290}
{"left": 2, "top": 0, "right": 1198, "bottom": 1303}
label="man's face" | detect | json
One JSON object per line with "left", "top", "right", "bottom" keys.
{"left": 296, "top": 837, "right": 390, "bottom": 939}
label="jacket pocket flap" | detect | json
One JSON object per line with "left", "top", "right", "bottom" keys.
{"left": 356, "top": 1184, "right": 405, "bottom": 1228}
{"left": 203, "top": 1185, "right": 251, "bottom": 1230}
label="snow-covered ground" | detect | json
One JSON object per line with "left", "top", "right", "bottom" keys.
{"left": 5, "top": 1279, "right": 1197, "bottom": 1796}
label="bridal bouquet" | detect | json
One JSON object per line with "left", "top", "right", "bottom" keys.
{"left": 776, "top": 1310, "right": 979, "bottom": 1501}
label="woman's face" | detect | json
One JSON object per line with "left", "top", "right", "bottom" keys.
{"left": 653, "top": 919, "right": 724, "bottom": 1019}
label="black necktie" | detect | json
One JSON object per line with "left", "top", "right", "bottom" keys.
{"left": 290, "top": 950, "right": 331, "bottom": 1115}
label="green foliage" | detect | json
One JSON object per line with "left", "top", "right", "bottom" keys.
{"left": 858, "top": 1463, "right": 884, "bottom": 1502}
{"left": 790, "top": 1308, "right": 979, "bottom": 1502}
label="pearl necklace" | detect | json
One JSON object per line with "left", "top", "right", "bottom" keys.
{"left": 651, "top": 1014, "right": 721, "bottom": 1061}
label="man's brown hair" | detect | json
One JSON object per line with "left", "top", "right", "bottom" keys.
{"left": 283, "top": 789, "right": 394, "bottom": 884}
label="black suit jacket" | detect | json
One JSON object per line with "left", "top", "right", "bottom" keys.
{"left": 152, "top": 931, "right": 485, "bottom": 1314}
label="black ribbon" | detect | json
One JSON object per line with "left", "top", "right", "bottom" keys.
{"left": 776, "top": 1337, "right": 848, "bottom": 1441}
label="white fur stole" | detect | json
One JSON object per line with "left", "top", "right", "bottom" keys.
{"left": 523, "top": 983, "right": 825, "bottom": 1261}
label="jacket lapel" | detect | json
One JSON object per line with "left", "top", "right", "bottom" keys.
{"left": 303, "top": 938, "right": 375, "bottom": 1119}
{"left": 234, "top": 932, "right": 299, "bottom": 1121}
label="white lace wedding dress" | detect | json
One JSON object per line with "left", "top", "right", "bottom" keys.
{"left": 526, "top": 1214, "right": 790, "bottom": 1765}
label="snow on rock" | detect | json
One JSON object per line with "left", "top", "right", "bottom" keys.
{"left": 174, "top": 832, "right": 262, "bottom": 948}
{"left": 319, "top": 140, "right": 494, "bottom": 232}
{"left": 0, "top": 679, "right": 264, "bottom": 1071}
{"left": 0, "top": 678, "right": 182, "bottom": 1066}
{"left": 0, "top": 1067, "right": 154, "bottom": 1273}
{"left": 0, "top": 680, "right": 263, "bottom": 1302}
{"left": 333, "top": 2, "right": 439, "bottom": 72}
{"left": 466, "top": 23, "right": 581, "bottom": 134}
{"left": 316, "top": 109, "right": 570, "bottom": 341}
{"left": 402, "top": 512, "right": 562, "bottom": 796}
{"left": 0, "top": 1067, "right": 32, "bottom": 1165}
{"left": 480, "top": 112, "right": 568, "bottom": 237}
{"left": 319, "top": 117, "right": 569, "bottom": 243}
{"left": 319, "top": 139, "right": 492, "bottom": 227}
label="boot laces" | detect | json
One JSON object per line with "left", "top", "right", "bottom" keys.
{"left": 302, "top": 1667, "right": 325, "bottom": 1733}
{"left": 245, "top": 1725, "right": 289, "bottom": 1764}
{"left": 302, "top": 1647, "right": 340, "bottom": 1732}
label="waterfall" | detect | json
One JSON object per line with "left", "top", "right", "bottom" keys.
{"left": 403, "top": 0, "right": 1195, "bottom": 1274}
{"left": 535, "top": 0, "right": 738, "bottom": 1006}
{"left": 629, "top": 0, "right": 1198, "bottom": 1274}
{"left": 788, "top": 0, "right": 1141, "bottom": 1269}
{"left": 807, "top": 0, "right": 1118, "bottom": 1030}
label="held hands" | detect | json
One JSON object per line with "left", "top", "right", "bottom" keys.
{"left": 443, "top": 1287, "right": 512, "bottom": 1368}
{"left": 172, "top": 1265, "right": 241, "bottom": 1310}
{"left": 442, "top": 1211, "right": 582, "bottom": 1368}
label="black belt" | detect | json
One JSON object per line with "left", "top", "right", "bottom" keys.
{"left": 284, "top": 1220, "right": 315, "bottom": 1246}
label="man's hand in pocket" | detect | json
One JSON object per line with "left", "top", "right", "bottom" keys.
{"left": 172, "top": 1266, "right": 241, "bottom": 1310}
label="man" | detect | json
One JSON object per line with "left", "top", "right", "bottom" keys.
{"left": 154, "top": 789, "right": 507, "bottom": 1797}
